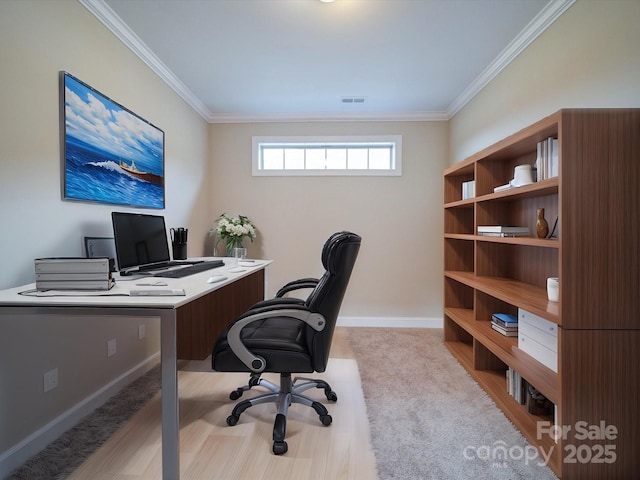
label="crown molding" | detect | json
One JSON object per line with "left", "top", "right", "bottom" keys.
{"left": 82, "top": 0, "right": 573, "bottom": 124}
{"left": 446, "top": 0, "right": 575, "bottom": 118}
{"left": 79, "top": 0, "right": 211, "bottom": 120}
{"left": 206, "top": 110, "right": 449, "bottom": 123}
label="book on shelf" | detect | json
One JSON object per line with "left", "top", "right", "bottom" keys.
{"left": 535, "top": 136, "right": 558, "bottom": 181}
{"left": 477, "top": 226, "right": 529, "bottom": 237}
{"left": 492, "top": 313, "right": 518, "bottom": 326}
{"left": 506, "top": 367, "right": 527, "bottom": 404}
{"left": 478, "top": 232, "right": 530, "bottom": 238}
{"left": 34, "top": 257, "right": 111, "bottom": 274}
{"left": 491, "top": 323, "right": 518, "bottom": 337}
{"left": 462, "top": 180, "right": 475, "bottom": 199}
{"left": 478, "top": 226, "right": 529, "bottom": 233}
{"left": 492, "top": 312, "right": 518, "bottom": 336}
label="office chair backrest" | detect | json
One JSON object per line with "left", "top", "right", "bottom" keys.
{"left": 305, "top": 232, "right": 361, "bottom": 372}
{"left": 320, "top": 231, "right": 346, "bottom": 269}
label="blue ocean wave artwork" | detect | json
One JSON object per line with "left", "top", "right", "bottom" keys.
{"left": 62, "top": 73, "right": 165, "bottom": 209}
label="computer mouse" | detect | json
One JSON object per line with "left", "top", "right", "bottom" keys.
{"left": 207, "top": 275, "right": 227, "bottom": 283}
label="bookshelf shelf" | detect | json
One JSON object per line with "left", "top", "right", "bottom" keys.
{"left": 444, "top": 198, "right": 475, "bottom": 208}
{"left": 475, "top": 236, "right": 559, "bottom": 248}
{"left": 442, "top": 109, "right": 640, "bottom": 479}
{"left": 476, "top": 176, "right": 559, "bottom": 202}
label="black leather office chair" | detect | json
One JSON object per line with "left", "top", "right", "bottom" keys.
{"left": 211, "top": 232, "right": 361, "bottom": 454}
{"left": 222, "top": 232, "right": 347, "bottom": 402}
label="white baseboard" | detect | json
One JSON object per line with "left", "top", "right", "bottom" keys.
{"left": 0, "top": 353, "right": 160, "bottom": 479}
{"left": 337, "top": 316, "right": 443, "bottom": 328}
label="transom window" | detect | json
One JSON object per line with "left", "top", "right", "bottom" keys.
{"left": 252, "top": 135, "right": 402, "bottom": 176}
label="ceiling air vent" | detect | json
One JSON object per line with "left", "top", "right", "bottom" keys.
{"left": 341, "top": 96, "right": 366, "bottom": 104}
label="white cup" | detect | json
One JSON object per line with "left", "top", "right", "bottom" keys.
{"left": 547, "top": 277, "right": 559, "bottom": 302}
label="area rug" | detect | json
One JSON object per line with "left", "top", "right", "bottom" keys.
{"left": 6, "top": 365, "right": 162, "bottom": 480}
{"left": 346, "top": 327, "right": 558, "bottom": 480}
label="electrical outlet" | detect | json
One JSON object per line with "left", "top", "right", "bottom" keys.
{"left": 44, "top": 368, "right": 58, "bottom": 392}
{"left": 138, "top": 324, "right": 146, "bottom": 340}
{"left": 107, "top": 338, "right": 117, "bottom": 357}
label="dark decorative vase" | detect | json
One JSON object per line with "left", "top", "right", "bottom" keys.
{"left": 536, "top": 208, "right": 549, "bottom": 238}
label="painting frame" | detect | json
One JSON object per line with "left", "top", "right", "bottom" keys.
{"left": 59, "top": 71, "right": 165, "bottom": 209}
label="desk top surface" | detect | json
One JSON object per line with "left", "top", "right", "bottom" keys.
{"left": 0, "top": 258, "right": 271, "bottom": 309}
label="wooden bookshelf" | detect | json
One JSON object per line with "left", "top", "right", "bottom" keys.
{"left": 442, "top": 109, "right": 640, "bottom": 479}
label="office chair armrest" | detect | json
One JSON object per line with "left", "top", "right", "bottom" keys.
{"left": 227, "top": 305, "right": 326, "bottom": 373}
{"left": 275, "top": 278, "right": 319, "bottom": 297}
{"left": 246, "top": 297, "right": 305, "bottom": 310}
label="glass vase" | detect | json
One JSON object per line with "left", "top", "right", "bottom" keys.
{"left": 225, "top": 237, "right": 244, "bottom": 256}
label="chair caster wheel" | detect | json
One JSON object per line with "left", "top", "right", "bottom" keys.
{"left": 325, "top": 390, "right": 338, "bottom": 402}
{"left": 229, "top": 390, "right": 242, "bottom": 400}
{"left": 273, "top": 441, "right": 288, "bottom": 455}
{"left": 226, "top": 415, "right": 239, "bottom": 426}
{"left": 320, "top": 414, "right": 332, "bottom": 426}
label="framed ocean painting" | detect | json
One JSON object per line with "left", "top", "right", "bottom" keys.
{"left": 60, "top": 71, "right": 165, "bottom": 209}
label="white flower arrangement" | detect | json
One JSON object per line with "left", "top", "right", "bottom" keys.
{"left": 211, "top": 213, "right": 256, "bottom": 255}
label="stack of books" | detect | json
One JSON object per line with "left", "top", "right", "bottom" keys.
{"left": 536, "top": 136, "right": 559, "bottom": 180}
{"left": 506, "top": 366, "right": 527, "bottom": 404}
{"left": 491, "top": 313, "right": 518, "bottom": 337}
{"left": 462, "top": 180, "right": 475, "bottom": 199}
{"left": 477, "top": 226, "right": 529, "bottom": 237}
{"left": 35, "top": 257, "right": 114, "bottom": 291}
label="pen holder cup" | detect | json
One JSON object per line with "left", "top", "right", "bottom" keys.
{"left": 172, "top": 242, "right": 187, "bottom": 261}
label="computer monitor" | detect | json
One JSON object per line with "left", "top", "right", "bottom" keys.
{"left": 111, "top": 211, "right": 171, "bottom": 275}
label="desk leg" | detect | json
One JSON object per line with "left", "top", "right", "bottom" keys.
{"left": 161, "top": 310, "right": 179, "bottom": 479}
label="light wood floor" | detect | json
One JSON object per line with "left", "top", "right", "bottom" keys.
{"left": 69, "top": 328, "right": 378, "bottom": 479}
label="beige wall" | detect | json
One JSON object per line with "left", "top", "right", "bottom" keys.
{"left": 0, "top": 0, "right": 209, "bottom": 467}
{"left": 209, "top": 121, "right": 448, "bottom": 319}
{"left": 449, "top": 0, "right": 640, "bottom": 164}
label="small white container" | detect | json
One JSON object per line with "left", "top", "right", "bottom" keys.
{"left": 547, "top": 277, "right": 559, "bottom": 302}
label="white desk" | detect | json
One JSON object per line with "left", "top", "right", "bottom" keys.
{"left": 0, "top": 258, "right": 271, "bottom": 480}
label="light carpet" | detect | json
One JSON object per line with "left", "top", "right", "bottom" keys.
{"left": 346, "top": 327, "right": 559, "bottom": 480}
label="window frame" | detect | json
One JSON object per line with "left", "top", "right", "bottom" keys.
{"left": 252, "top": 135, "right": 402, "bottom": 176}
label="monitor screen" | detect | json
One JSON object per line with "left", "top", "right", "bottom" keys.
{"left": 111, "top": 212, "right": 170, "bottom": 273}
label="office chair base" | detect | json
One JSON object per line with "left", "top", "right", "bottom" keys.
{"left": 225, "top": 373, "right": 336, "bottom": 455}
{"left": 230, "top": 373, "right": 338, "bottom": 402}
{"left": 229, "top": 373, "right": 263, "bottom": 400}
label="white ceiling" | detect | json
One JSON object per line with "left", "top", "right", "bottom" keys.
{"left": 86, "top": 0, "right": 573, "bottom": 122}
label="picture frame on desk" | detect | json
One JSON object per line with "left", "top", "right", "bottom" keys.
{"left": 59, "top": 71, "right": 165, "bottom": 209}
{"left": 84, "top": 236, "right": 118, "bottom": 272}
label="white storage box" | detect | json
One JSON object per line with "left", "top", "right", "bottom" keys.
{"left": 518, "top": 308, "right": 558, "bottom": 372}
